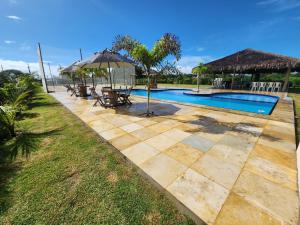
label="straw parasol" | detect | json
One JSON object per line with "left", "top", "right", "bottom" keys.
{"left": 78, "top": 49, "right": 135, "bottom": 88}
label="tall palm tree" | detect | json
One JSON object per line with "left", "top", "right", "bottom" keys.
{"left": 192, "top": 63, "right": 208, "bottom": 93}
{"left": 113, "top": 33, "right": 181, "bottom": 116}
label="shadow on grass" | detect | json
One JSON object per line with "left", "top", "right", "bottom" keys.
{"left": 17, "top": 112, "right": 40, "bottom": 120}
{"left": 29, "top": 101, "right": 60, "bottom": 108}
{"left": 0, "top": 127, "right": 63, "bottom": 215}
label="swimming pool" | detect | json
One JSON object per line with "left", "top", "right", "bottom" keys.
{"left": 131, "top": 89, "right": 279, "bottom": 115}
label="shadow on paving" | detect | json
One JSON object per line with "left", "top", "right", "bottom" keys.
{"left": 115, "top": 102, "right": 181, "bottom": 117}
{"left": 182, "top": 115, "right": 280, "bottom": 141}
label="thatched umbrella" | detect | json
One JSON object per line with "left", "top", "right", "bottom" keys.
{"left": 78, "top": 49, "right": 135, "bottom": 88}
{"left": 204, "top": 48, "right": 300, "bottom": 91}
{"left": 60, "top": 61, "right": 81, "bottom": 87}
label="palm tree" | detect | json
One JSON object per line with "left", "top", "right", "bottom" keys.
{"left": 192, "top": 63, "right": 208, "bottom": 93}
{"left": 113, "top": 33, "right": 181, "bottom": 116}
{"left": 91, "top": 68, "right": 108, "bottom": 88}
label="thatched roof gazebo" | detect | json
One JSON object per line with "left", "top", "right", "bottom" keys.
{"left": 204, "top": 48, "right": 300, "bottom": 91}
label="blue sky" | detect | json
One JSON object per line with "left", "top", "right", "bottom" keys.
{"left": 1, "top": 0, "right": 300, "bottom": 75}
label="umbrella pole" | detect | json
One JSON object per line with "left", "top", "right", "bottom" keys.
{"left": 108, "top": 61, "right": 112, "bottom": 88}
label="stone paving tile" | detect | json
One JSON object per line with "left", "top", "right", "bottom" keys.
{"left": 130, "top": 127, "right": 159, "bottom": 141}
{"left": 251, "top": 143, "right": 296, "bottom": 170}
{"left": 110, "top": 134, "right": 140, "bottom": 150}
{"left": 242, "top": 116, "right": 268, "bottom": 127}
{"left": 175, "top": 123, "right": 201, "bottom": 133}
{"left": 162, "top": 128, "right": 192, "bottom": 142}
{"left": 122, "top": 142, "right": 159, "bottom": 165}
{"left": 148, "top": 123, "right": 172, "bottom": 133}
{"left": 88, "top": 120, "right": 115, "bottom": 133}
{"left": 136, "top": 119, "right": 157, "bottom": 127}
{"left": 109, "top": 117, "right": 131, "bottom": 127}
{"left": 140, "top": 153, "right": 187, "bottom": 188}
{"left": 207, "top": 144, "right": 249, "bottom": 168}
{"left": 120, "top": 123, "right": 143, "bottom": 133}
{"left": 217, "top": 134, "right": 255, "bottom": 153}
{"left": 233, "top": 170, "right": 299, "bottom": 225}
{"left": 182, "top": 135, "right": 215, "bottom": 152}
{"left": 257, "top": 136, "right": 296, "bottom": 154}
{"left": 167, "top": 168, "right": 229, "bottom": 225}
{"left": 214, "top": 193, "right": 282, "bottom": 225}
{"left": 192, "top": 154, "right": 241, "bottom": 189}
{"left": 244, "top": 155, "right": 297, "bottom": 191}
{"left": 196, "top": 131, "right": 225, "bottom": 142}
{"left": 99, "top": 128, "right": 126, "bottom": 141}
{"left": 145, "top": 133, "right": 179, "bottom": 151}
{"left": 164, "top": 143, "right": 203, "bottom": 167}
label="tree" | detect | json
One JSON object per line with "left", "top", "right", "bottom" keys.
{"left": 192, "top": 63, "right": 208, "bottom": 92}
{"left": 113, "top": 33, "right": 181, "bottom": 116}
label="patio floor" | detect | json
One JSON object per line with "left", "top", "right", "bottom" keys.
{"left": 51, "top": 90, "right": 299, "bottom": 225}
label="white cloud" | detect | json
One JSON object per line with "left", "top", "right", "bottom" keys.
{"left": 0, "top": 58, "right": 60, "bottom": 76}
{"left": 9, "top": 0, "right": 17, "bottom": 4}
{"left": 196, "top": 47, "right": 205, "bottom": 52}
{"left": 6, "top": 15, "right": 22, "bottom": 21}
{"left": 257, "top": 0, "right": 300, "bottom": 11}
{"left": 176, "top": 55, "right": 214, "bottom": 74}
{"left": 20, "top": 43, "right": 31, "bottom": 51}
{"left": 4, "top": 40, "right": 15, "bottom": 44}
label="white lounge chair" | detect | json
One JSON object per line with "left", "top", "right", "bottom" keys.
{"left": 258, "top": 82, "right": 267, "bottom": 92}
{"left": 273, "top": 82, "right": 282, "bottom": 92}
{"left": 266, "top": 82, "right": 275, "bottom": 92}
{"left": 251, "top": 82, "right": 258, "bottom": 92}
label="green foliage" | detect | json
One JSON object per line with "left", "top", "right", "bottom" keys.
{"left": 192, "top": 63, "right": 208, "bottom": 76}
{"left": 0, "top": 72, "right": 38, "bottom": 160}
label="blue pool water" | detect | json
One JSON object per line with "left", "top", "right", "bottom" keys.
{"left": 131, "top": 89, "right": 279, "bottom": 115}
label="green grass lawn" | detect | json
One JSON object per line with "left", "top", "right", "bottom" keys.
{"left": 0, "top": 92, "right": 194, "bottom": 225}
{"left": 288, "top": 89, "right": 300, "bottom": 143}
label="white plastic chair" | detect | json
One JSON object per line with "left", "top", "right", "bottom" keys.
{"left": 266, "top": 82, "right": 275, "bottom": 92}
{"left": 258, "top": 82, "right": 267, "bottom": 92}
{"left": 251, "top": 82, "right": 258, "bottom": 92}
{"left": 273, "top": 82, "right": 282, "bottom": 92}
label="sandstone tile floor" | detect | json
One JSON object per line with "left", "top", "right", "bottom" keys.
{"left": 51, "top": 91, "right": 299, "bottom": 225}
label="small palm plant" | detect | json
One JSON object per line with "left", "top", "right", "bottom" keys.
{"left": 113, "top": 33, "right": 181, "bottom": 116}
{"left": 192, "top": 63, "right": 208, "bottom": 93}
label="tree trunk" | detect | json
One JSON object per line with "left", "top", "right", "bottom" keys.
{"left": 146, "top": 72, "right": 151, "bottom": 116}
{"left": 282, "top": 64, "right": 291, "bottom": 92}
{"left": 197, "top": 74, "right": 200, "bottom": 93}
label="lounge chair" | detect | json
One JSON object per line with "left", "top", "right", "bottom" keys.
{"left": 258, "top": 82, "right": 267, "bottom": 92}
{"left": 266, "top": 82, "right": 275, "bottom": 92}
{"left": 101, "top": 87, "right": 118, "bottom": 107}
{"left": 119, "top": 87, "right": 132, "bottom": 105}
{"left": 90, "top": 88, "right": 106, "bottom": 107}
{"left": 250, "top": 82, "right": 258, "bottom": 91}
{"left": 273, "top": 82, "right": 282, "bottom": 92}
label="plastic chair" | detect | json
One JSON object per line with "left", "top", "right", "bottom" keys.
{"left": 273, "top": 82, "right": 282, "bottom": 92}
{"left": 258, "top": 82, "right": 266, "bottom": 92}
{"left": 266, "top": 82, "right": 275, "bottom": 92}
{"left": 251, "top": 82, "right": 258, "bottom": 91}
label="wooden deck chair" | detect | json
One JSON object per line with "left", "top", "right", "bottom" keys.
{"left": 90, "top": 88, "right": 106, "bottom": 107}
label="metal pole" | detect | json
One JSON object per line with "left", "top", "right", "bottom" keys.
{"left": 27, "top": 64, "right": 31, "bottom": 74}
{"left": 48, "top": 63, "right": 55, "bottom": 92}
{"left": 80, "top": 48, "right": 83, "bottom": 61}
{"left": 37, "top": 43, "right": 49, "bottom": 92}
